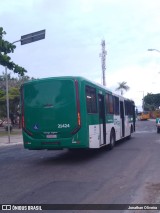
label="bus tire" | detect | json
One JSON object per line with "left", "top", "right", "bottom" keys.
{"left": 109, "top": 129, "right": 115, "bottom": 150}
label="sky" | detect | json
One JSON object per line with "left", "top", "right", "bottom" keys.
{"left": 0, "top": 0, "right": 160, "bottom": 110}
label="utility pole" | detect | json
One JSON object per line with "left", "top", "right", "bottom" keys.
{"left": 99, "top": 40, "right": 107, "bottom": 86}
{"left": 5, "top": 66, "right": 10, "bottom": 143}
{"left": 142, "top": 91, "right": 144, "bottom": 112}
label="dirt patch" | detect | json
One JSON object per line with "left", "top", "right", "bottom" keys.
{"left": 145, "top": 182, "right": 160, "bottom": 203}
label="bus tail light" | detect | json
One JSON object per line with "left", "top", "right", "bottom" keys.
{"left": 21, "top": 86, "right": 33, "bottom": 136}
{"left": 21, "top": 86, "right": 25, "bottom": 129}
{"left": 71, "top": 79, "right": 81, "bottom": 135}
{"left": 78, "top": 112, "right": 81, "bottom": 126}
{"left": 75, "top": 80, "right": 81, "bottom": 128}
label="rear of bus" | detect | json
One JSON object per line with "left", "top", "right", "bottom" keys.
{"left": 138, "top": 111, "right": 150, "bottom": 121}
{"left": 142, "top": 111, "right": 150, "bottom": 120}
{"left": 21, "top": 77, "right": 84, "bottom": 150}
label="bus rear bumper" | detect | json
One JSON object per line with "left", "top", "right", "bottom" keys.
{"left": 22, "top": 132, "right": 87, "bottom": 150}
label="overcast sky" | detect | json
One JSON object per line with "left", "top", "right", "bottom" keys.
{"left": 0, "top": 0, "right": 160, "bottom": 110}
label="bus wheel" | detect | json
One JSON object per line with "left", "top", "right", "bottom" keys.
{"left": 109, "top": 130, "right": 115, "bottom": 150}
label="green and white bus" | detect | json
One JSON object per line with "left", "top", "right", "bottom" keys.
{"left": 21, "top": 76, "right": 135, "bottom": 150}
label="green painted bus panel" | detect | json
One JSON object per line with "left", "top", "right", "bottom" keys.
{"left": 23, "top": 129, "right": 88, "bottom": 150}
{"left": 22, "top": 77, "right": 90, "bottom": 150}
{"left": 87, "top": 114, "right": 99, "bottom": 125}
{"left": 23, "top": 79, "right": 77, "bottom": 138}
{"left": 106, "top": 114, "right": 114, "bottom": 123}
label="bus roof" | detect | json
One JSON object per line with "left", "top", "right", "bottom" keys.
{"left": 22, "top": 76, "right": 112, "bottom": 91}
{"left": 22, "top": 76, "right": 134, "bottom": 104}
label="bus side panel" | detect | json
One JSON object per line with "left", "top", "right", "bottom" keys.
{"left": 89, "top": 124, "right": 100, "bottom": 148}
{"left": 105, "top": 123, "right": 112, "bottom": 145}
{"left": 105, "top": 114, "right": 113, "bottom": 145}
{"left": 114, "top": 115, "right": 121, "bottom": 141}
{"left": 85, "top": 114, "right": 100, "bottom": 148}
{"left": 124, "top": 116, "right": 130, "bottom": 137}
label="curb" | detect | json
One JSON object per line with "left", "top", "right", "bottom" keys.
{"left": 0, "top": 135, "right": 23, "bottom": 147}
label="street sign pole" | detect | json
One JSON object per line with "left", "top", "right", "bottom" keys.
{"left": 5, "top": 66, "right": 10, "bottom": 143}
{"left": 5, "top": 29, "right": 46, "bottom": 143}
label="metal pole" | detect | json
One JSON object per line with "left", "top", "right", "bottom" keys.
{"left": 5, "top": 66, "right": 10, "bottom": 143}
{"left": 4, "top": 39, "right": 21, "bottom": 143}
{"left": 142, "top": 91, "right": 144, "bottom": 112}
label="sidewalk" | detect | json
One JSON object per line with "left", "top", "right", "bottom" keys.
{"left": 0, "top": 128, "right": 23, "bottom": 147}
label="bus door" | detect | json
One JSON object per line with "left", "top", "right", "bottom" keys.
{"left": 98, "top": 94, "right": 106, "bottom": 145}
{"left": 120, "top": 101, "right": 125, "bottom": 138}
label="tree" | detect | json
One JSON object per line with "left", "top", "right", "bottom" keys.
{"left": 143, "top": 93, "right": 160, "bottom": 111}
{"left": 0, "top": 27, "right": 27, "bottom": 76}
{"left": 0, "top": 73, "right": 34, "bottom": 123}
{"left": 115, "top": 81, "right": 130, "bottom": 96}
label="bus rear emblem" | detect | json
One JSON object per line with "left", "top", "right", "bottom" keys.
{"left": 33, "top": 124, "right": 39, "bottom": 130}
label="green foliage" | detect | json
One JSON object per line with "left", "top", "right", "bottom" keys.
{"left": 144, "top": 93, "right": 160, "bottom": 111}
{"left": 0, "top": 73, "right": 34, "bottom": 119}
{"left": 0, "top": 27, "right": 16, "bottom": 54}
{"left": 0, "top": 27, "right": 27, "bottom": 76}
{"left": 0, "top": 90, "right": 5, "bottom": 101}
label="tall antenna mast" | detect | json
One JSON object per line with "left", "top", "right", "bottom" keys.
{"left": 99, "top": 40, "right": 107, "bottom": 86}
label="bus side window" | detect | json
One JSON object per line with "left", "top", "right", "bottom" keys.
{"left": 85, "top": 86, "right": 97, "bottom": 113}
{"left": 106, "top": 94, "right": 114, "bottom": 114}
{"left": 125, "top": 100, "right": 133, "bottom": 115}
{"left": 124, "top": 101, "right": 128, "bottom": 115}
{"left": 114, "top": 96, "right": 119, "bottom": 115}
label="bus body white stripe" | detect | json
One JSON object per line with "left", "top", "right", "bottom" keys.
{"left": 89, "top": 125, "right": 100, "bottom": 148}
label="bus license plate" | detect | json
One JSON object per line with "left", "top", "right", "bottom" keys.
{"left": 46, "top": 135, "right": 57, "bottom": 139}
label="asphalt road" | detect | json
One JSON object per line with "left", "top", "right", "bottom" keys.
{"left": 0, "top": 120, "right": 160, "bottom": 213}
